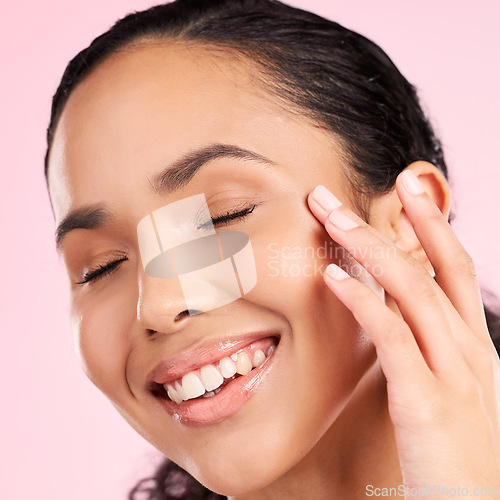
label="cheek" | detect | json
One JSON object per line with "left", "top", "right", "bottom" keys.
{"left": 249, "top": 209, "right": 339, "bottom": 317}
{"left": 250, "top": 201, "right": 383, "bottom": 321}
{"left": 248, "top": 205, "right": 375, "bottom": 398}
{"left": 72, "top": 285, "right": 136, "bottom": 404}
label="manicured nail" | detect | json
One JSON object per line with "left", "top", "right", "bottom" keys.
{"left": 325, "top": 264, "right": 350, "bottom": 280}
{"left": 312, "top": 185, "right": 342, "bottom": 212}
{"left": 327, "top": 210, "right": 359, "bottom": 230}
{"left": 401, "top": 170, "right": 424, "bottom": 195}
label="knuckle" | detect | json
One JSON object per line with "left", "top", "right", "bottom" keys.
{"left": 404, "top": 254, "right": 435, "bottom": 287}
{"left": 381, "top": 319, "right": 412, "bottom": 346}
{"left": 413, "top": 274, "right": 439, "bottom": 301}
{"left": 453, "top": 251, "right": 476, "bottom": 277}
{"left": 396, "top": 254, "right": 439, "bottom": 301}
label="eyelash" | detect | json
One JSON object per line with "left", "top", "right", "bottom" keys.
{"left": 75, "top": 257, "right": 128, "bottom": 285}
{"left": 198, "top": 204, "right": 256, "bottom": 230}
{"left": 77, "top": 205, "right": 256, "bottom": 285}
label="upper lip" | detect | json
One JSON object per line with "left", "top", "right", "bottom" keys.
{"left": 146, "top": 330, "right": 280, "bottom": 389}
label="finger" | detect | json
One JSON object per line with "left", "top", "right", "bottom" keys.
{"left": 309, "top": 185, "right": 466, "bottom": 376}
{"left": 307, "top": 185, "right": 336, "bottom": 225}
{"left": 323, "top": 263, "right": 433, "bottom": 393}
{"left": 396, "top": 169, "right": 489, "bottom": 341}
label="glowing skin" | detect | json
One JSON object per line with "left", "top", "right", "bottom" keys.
{"left": 47, "top": 43, "right": 500, "bottom": 497}
{"left": 49, "top": 44, "right": 390, "bottom": 497}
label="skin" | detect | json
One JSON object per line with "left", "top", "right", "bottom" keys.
{"left": 48, "top": 43, "right": 500, "bottom": 498}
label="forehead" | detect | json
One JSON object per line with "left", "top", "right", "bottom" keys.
{"left": 48, "top": 42, "right": 341, "bottom": 224}
{"left": 49, "top": 44, "right": 273, "bottom": 217}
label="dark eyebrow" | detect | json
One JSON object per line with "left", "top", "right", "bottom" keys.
{"left": 56, "top": 144, "right": 273, "bottom": 249}
{"left": 150, "top": 143, "right": 274, "bottom": 194}
{"left": 56, "top": 205, "right": 111, "bottom": 250}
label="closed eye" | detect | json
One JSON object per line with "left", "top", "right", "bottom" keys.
{"left": 76, "top": 205, "right": 256, "bottom": 284}
{"left": 76, "top": 257, "right": 128, "bottom": 285}
{"left": 197, "top": 205, "right": 256, "bottom": 230}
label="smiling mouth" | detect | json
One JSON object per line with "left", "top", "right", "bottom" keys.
{"left": 151, "top": 336, "right": 279, "bottom": 404}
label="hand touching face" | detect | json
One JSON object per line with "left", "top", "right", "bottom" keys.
{"left": 309, "top": 173, "right": 500, "bottom": 490}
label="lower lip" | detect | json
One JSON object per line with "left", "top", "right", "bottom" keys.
{"left": 155, "top": 345, "right": 277, "bottom": 427}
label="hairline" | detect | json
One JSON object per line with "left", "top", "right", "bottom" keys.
{"left": 46, "top": 35, "right": 373, "bottom": 221}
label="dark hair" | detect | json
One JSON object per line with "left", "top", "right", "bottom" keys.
{"left": 45, "top": 0, "right": 500, "bottom": 498}
{"left": 46, "top": 0, "right": 446, "bottom": 218}
{"left": 128, "top": 459, "right": 224, "bottom": 499}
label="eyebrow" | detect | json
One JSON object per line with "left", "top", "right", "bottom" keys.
{"left": 56, "top": 205, "right": 111, "bottom": 250}
{"left": 55, "top": 143, "right": 273, "bottom": 249}
{"left": 150, "top": 143, "right": 274, "bottom": 194}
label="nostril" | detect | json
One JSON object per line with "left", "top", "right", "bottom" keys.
{"left": 174, "top": 309, "right": 203, "bottom": 322}
{"left": 174, "top": 310, "right": 190, "bottom": 322}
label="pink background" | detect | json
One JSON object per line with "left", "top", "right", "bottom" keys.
{"left": 1, "top": 0, "right": 498, "bottom": 498}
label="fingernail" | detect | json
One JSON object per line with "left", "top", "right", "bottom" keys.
{"left": 312, "top": 185, "right": 342, "bottom": 212}
{"left": 325, "top": 264, "right": 350, "bottom": 280}
{"left": 327, "top": 210, "right": 359, "bottom": 230}
{"left": 401, "top": 170, "right": 424, "bottom": 195}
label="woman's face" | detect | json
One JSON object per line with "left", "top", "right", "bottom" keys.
{"left": 49, "top": 44, "right": 378, "bottom": 495}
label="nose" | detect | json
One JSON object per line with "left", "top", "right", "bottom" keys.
{"left": 137, "top": 271, "right": 196, "bottom": 334}
{"left": 137, "top": 256, "right": 247, "bottom": 333}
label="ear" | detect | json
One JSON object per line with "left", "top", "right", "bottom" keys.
{"left": 368, "top": 161, "right": 452, "bottom": 277}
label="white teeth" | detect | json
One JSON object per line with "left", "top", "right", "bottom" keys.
{"left": 220, "top": 356, "right": 237, "bottom": 378}
{"left": 181, "top": 372, "right": 205, "bottom": 400}
{"left": 200, "top": 364, "right": 224, "bottom": 392}
{"left": 166, "top": 384, "right": 182, "bottom": 404}
{"left": 252, "top": 349, "right": 266, "bottom": 368}
{"left": 175, "top": 380, "right": 188, "bottom": 401}
{"left": 165, "top": 343, "right": 278, "bottom": 403}
{"left": 236, "top": 352, "right": 252, "bottom": 375}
